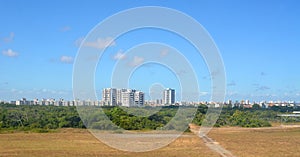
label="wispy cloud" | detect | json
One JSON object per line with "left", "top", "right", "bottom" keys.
{"left": 252, "top": 83, "right": 271, "bottom": 91}
{"left": 82, "top": 37, "right": 115, "bottom": 49}
{"left": 209, "top": 69, "right": 220, "bottom": 79}
{"left": 176, "top": 70, "right": 187, "bottom": 76}
{"left": 74, "top": 37, "right": 84, "bottom": 47}
{"left": 199, "top": 91, "right": 209, "bottom": 96}
{"left": 60, "top": 26, "right": 71, "bottom": 32}
{"left": 113, "top": 50, "right": 126, "bottom": 60}
{"left": 226, "top": 91, "right": 238, "bottom": 97}
{"left": 227, "top": 81, "right": 236, "bottom": 87}
{"left": 5, "top": 88, "right": 72, "bottom": 100}
{"left": 3, "top": 32, "right": 14, "bottom": 43}
{"left": 60, "top": 56, "right": 73, "bottom": 64}
{"left": 130, "top": 56, "right": 144, "bottom": 67}
{"left": 160, "top": 49, "right": 169, "bottom": 57}
{"left": 256, "top": 85, "right": 270, "bottom": 91}
{"left": 2, "top": 49, "right": 18, "bottom": 57}
{"left": 201, "top": 70, "right": 219, "bottom": 80}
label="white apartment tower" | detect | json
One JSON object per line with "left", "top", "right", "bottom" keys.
{"left": 102, "top": 88, "right": 144, "bottom": 107}
{"left": 134, "top": 91, "right": 144, "bottom": 106}
{"left": 120, "top": 89, "right": 134, "bottom": 107}
{"left": 163, "top": 88, "right": 175, "bottom": 105}
{"left": 102, "top": 88, "right": 117, "bottom": 106}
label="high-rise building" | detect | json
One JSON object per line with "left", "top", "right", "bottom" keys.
{"left": 116, "top": 89, "right": 121, "bottom": 106}
{"left": 120, "top": 89, "right": 134, "bottom": 107}
{"left": 163, "top": 88, "right": 175, "bottom": 105}
{"left": 102, "top": 88, "right": 117, "bottom": 106}
{"left": 102, "top": 88, "right": 144, "bottom": 107}
{"left": 134, "top": 91, "right": 144, "bottom": 106}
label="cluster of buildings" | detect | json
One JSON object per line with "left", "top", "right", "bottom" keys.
{"left": 102, "top": 88, "right": 145, "bottom": 107}
{"left": 224, "top": 100, "right": 299, "bottom": 108}
{"left": 2, "top": 88, "right": 300, "bottom": 108}
{"left": 9, "top": 98, "right": 81, "bottom": 106}
{"left": 144, "top": 88, "right": 176, "bottom": 106}
{"left": 102, "top": 88, "right": 176, "bottom": 107}
{"left": 4, "top": 88, "right": 177, "bottom": 107}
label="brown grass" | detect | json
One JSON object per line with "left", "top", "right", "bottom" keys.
{"left": 0, "top": 127, "right": 300, "bottom": 157}
{"left": 208, "top": 126, "right": 300, "bottom": 157}
{"left": 0, "top": 128, "right": 217, "bottom": 157}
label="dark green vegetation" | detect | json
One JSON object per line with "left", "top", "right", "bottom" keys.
{"left": 0, "top": 102, "right": 299, "bottom": 132}
{"left": 0, "top": 103, "right": 84, "bottom": 133}
{"left": 79, "top": 106, "right": 179, "bottom": 131}
{"left": 193, "top": 105, "right": 275, "bottom": 127}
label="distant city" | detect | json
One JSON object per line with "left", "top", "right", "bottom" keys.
{"left": 1, "top": 88, "right": 299, "bottom": 108}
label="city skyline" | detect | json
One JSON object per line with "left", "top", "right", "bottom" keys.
{"left": 4, "top": 95, "right": 299, "bottom": 108}
{"left": 1, "top": 1, "right": 300, "bottom": 102}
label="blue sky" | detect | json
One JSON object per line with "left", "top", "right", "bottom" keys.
{"left": 1, "top": 0, "right": 300, "bottom": 102}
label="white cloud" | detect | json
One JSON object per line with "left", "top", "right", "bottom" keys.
{"left": 83, "top": 37, "right": 115, "bottom": 49}
{"left": 3, "top": 32, "right": 14, "bottom": 43}
{"left": 227, "top": 81, "right": 236, "bottom": 87}
{"left": 2, "top": 49, "right": 18, "bottom": 57}
{"left": 256, "top": 85, "right": 270, "bottom": 91}
{"left": 176, "top": 70, "right": 187, "bottom": 76}
{"left": 113, "top": 50, "right": 126, "bottom": 60}
{"left": 160, "top": 49, "right": 169, "bottom": 57}
{"left": 199, "top": 92, "right": 209, "bottom": 96}
{"left": 60, "top": 26, "right": 71, "bottom": 32}
{"left": 130, "top": 56, "right": 144, "bottom": 67}
{"left": 60, "top": 56, "right": 73, "bottom": 64}
{"left": 74, "top": 37, "right": 84, "bottom": 47}
{"left": 226, "top": 91, "right": 238, "bottom": 96}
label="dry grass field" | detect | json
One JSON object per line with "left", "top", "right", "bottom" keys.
{"left": 0, "top": 126, "right": 300, "bottom": 157}
{"left": 0, "top": 129, "right": 218, "bottom": 157}
{"left": 209, "top": 126, "right": 300, "bottom": 157}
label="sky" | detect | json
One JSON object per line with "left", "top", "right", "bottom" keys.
{"left": 0, "top": 0, "right": 300, "bottom": 102}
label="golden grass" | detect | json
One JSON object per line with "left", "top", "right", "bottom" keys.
{"left": 0, "top": 127, "right": 300, "bottom": 157}
{"left": 0, "top": 128, "right": 217, "bottom": 157}
{"left": 208, "top": 126, "right": 300, "bottom": 157}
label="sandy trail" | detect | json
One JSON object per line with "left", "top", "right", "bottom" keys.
{"left": 189, "top": 124, "right": 236, "bottom": 157}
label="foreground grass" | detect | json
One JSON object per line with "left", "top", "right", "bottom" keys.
{"left": 208, "top": 126, "right": 300, "bottom": 157}
{"left": 0, "top": 128, "right": 217, "bottom": 157}
{"left": 1, "top": 127, "right": 300, "bottom": 157}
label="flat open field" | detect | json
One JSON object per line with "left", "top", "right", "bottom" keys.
{"left": 0, "top": 126, "right": 300, "bottom": 157}
{"left": 209, "top": 126, "right": 300, "bottom": 157}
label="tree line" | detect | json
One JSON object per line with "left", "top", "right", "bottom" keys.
{"left": 0, "top": 102, "right": 298, "bottom": 132}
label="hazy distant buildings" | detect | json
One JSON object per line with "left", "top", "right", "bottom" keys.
{"left": 163, "top": 88, "right": 175, "bottom": 105}
{"left": 6, "top": 86, "right": 300, "bottom": 108}
{"left": 4, "top": 96, "right": 300, "bottom": 108}
{"left": 14, "top": 98, "right": 34, "bottom": 106}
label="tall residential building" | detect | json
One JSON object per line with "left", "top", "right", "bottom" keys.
{"left": 116, "top": 89, "right": 122, "bottom": 106}
{"left": 163, "top": 88, "right": 175, "bottom": 105}
{"left": 102, "top": 88, "right": 117, "bottom": 106}
{"left": 102, "top": 88, "right": 144, "bottom": 107}
{"left": 120, "top": 89, "right": 134, "bottom": 107}
{"left": 134, "top": 91, "right": 144, "bottom": 106}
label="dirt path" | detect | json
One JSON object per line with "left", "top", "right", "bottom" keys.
{"left": 189, "top": 124, "right": 236, "bottom": 157}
